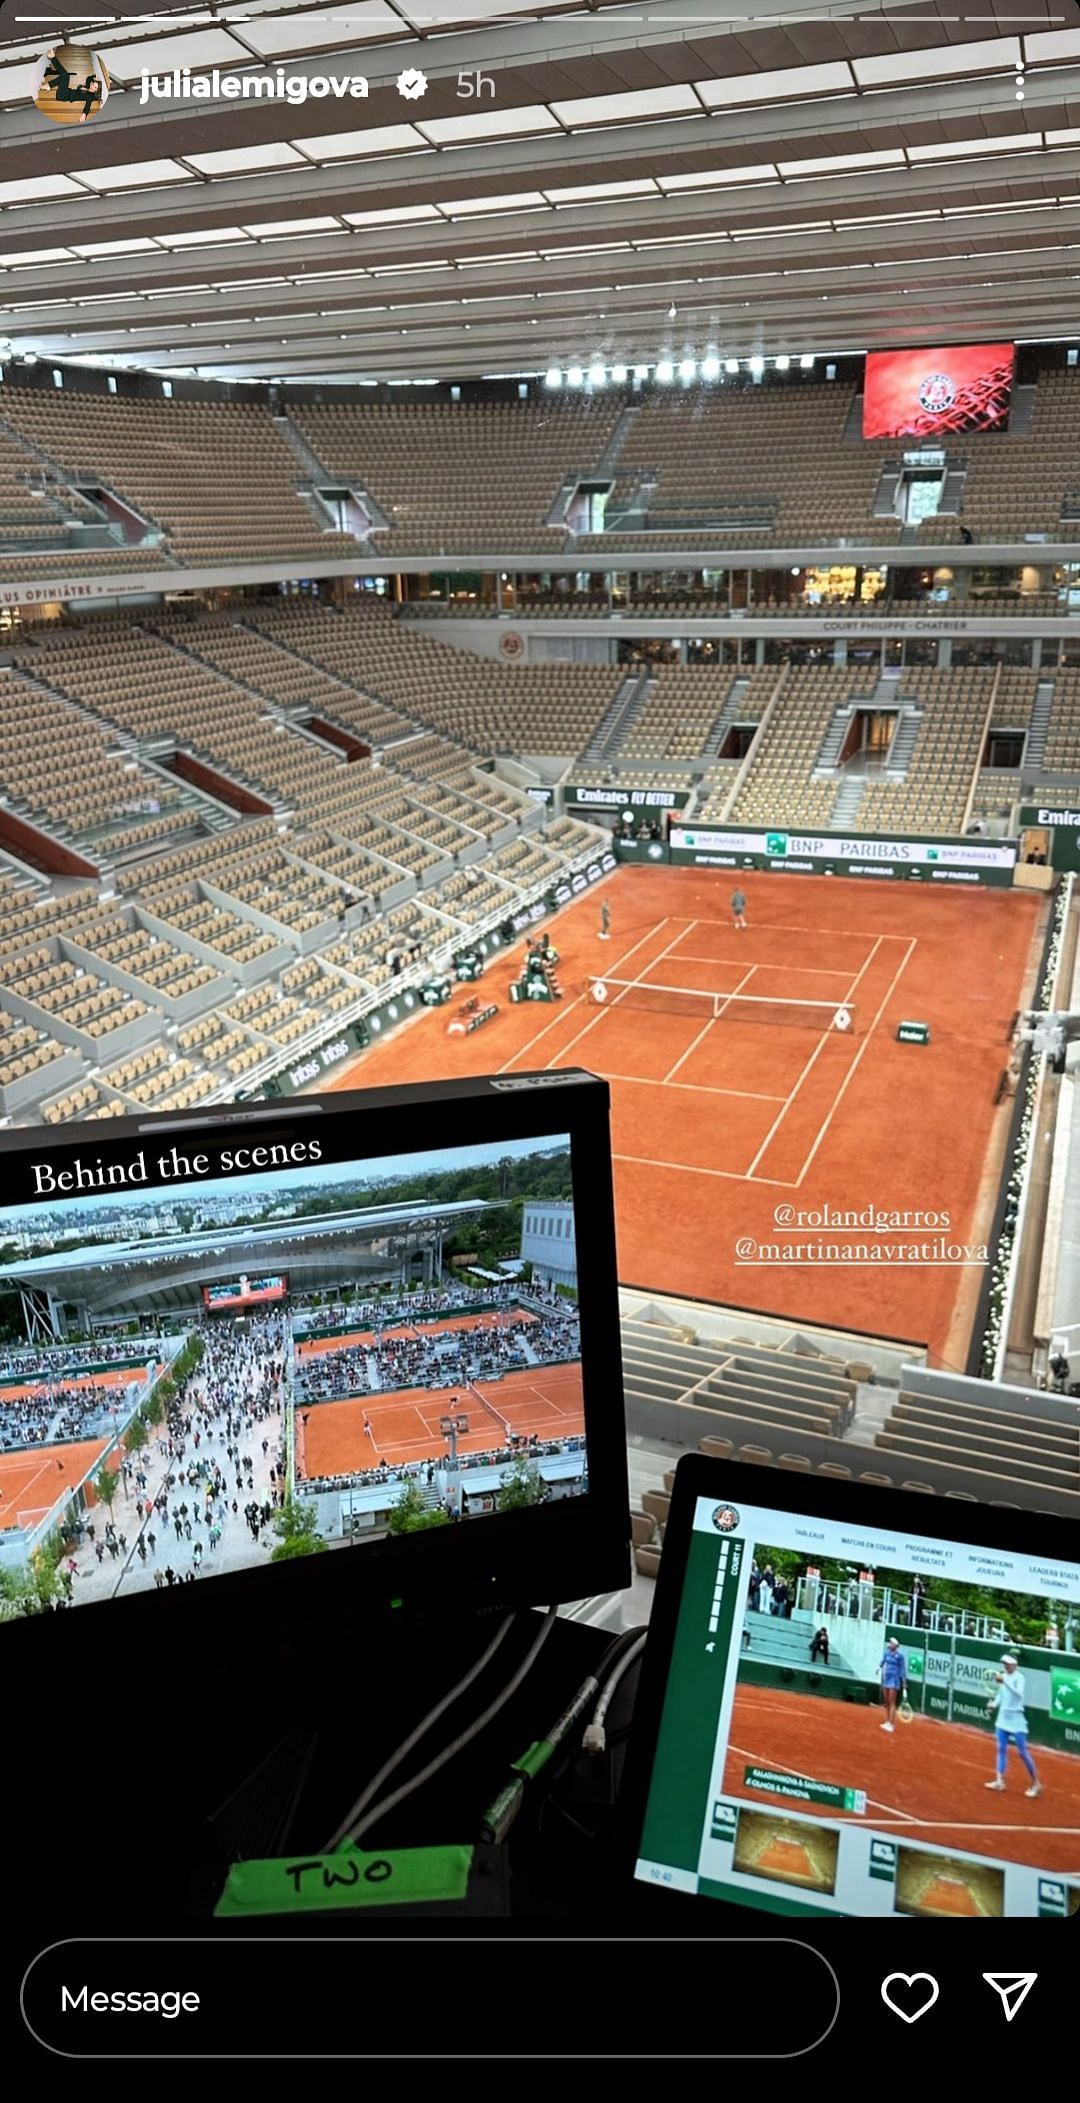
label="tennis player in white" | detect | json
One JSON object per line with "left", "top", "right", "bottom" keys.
{"left": 985, "top": 1654, "right": 1042, "bottom": 1798}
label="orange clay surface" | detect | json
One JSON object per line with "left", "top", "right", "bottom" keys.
{"left": 914, "top": 1876, "right": 981, "bottom": 1915}
{"left": 323, "top": 865, "right": 1041, "bottom": 1362}
{"left": 295, "top": 1310, "right": 534, "bottom": 1361}
{"left": 298, "top": 1361, "right": 584, "bottom": 1477}
{"left": 754, "top": 1837, "right": 819, "bottom": 1880}
{"left": 723, "top": 1684, "right": 1080, "bottom": 1872}
{"left": 0, "top": 1364, "right": 154, "bottom": 1402}
{"left": 0, "top": 1436, "right": 111, "bottom": 1532}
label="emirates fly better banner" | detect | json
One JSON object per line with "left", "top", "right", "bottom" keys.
{"left": 862, "top": 343, "right": 1015, "bottom": 439}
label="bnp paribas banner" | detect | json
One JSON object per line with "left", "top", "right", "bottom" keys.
{"left": 885, "top": 1627, "right": 1080, "bottom": 1753}
{"left": 669, "top": 824, "right": 1018, "bottom": 887}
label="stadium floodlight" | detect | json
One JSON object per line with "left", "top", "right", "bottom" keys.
{"left": 655, "top": 359, "right": 675, "bottom": 383}
{"left": 701, "top": 353, "right": 721, "bottom": 380}
{"left": 724, "top": 357, "right": 739, "bottom": 374}
{"left": 566, "top": 365, "right": 585, "bottom": 387}
{"left": 748, "top": 354, "right": 765, "bottom": 374}
{"left": 544, "top": 367, "right": 563, "bottom": 388}
{"left": 633, "top": 363, "right": 649, "bottom": 381}
{"left": 678, "top": 357, "right": 696, "bottom": 381}
{"left": 775, "top": 352, "right": 791, "bottom": 370}
{"left": 611, "top": 362, "right": 628, "bottom": 383}
{"left": 800, "top": 353, "right": 815, "bottom": 368}
{"left": 588, "top": 362, "right": 607, "bottom": 386}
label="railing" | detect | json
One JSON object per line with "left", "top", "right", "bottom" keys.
{"left": 796, "top": 1574, "right": 1013, "bottom": 1640}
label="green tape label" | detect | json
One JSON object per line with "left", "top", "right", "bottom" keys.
{"left": 215, "top": 1844, "right": 474, "bottom": 1917}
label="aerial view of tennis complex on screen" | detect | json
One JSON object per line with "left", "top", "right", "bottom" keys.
{"left": 0, "top": 1134, "right": 585, "bottom": 1618}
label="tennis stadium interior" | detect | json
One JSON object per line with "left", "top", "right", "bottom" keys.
{"left": 3, "top": 0, "right": 1080, "bottom": 1623}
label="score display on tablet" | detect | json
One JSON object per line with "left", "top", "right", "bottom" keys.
{"left": 633, "top": 1484, "right": 1080, "bottom": 1919}
{"left": 0, "top": 1073, "right": 627, "bottom": 1628}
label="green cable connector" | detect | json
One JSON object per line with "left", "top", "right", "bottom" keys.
{"left": 512, "top": 1738, "right": 553, "bottom": 1781}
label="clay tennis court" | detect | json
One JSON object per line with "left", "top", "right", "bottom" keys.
{"left": 895, "top": 1851, "right": 1004, "bottom": 1916}
{"left": 323, "top": 864, "right": 1043, "bottom": 1364}
{"left": 295, "top": 1309, "right": 535, "bottom": 1363}
{"left": 0, "top": 1435, "right": 110, "bottom": 1532}
{"left": 0, "top": 1365, "right": 151, "bottom": 1403}
{"left": 733, "top": 1808, "right": 839, "bottom": 1894}
{"left": 722, "top": 1683, "right": 1080, "bottom": 1873}
{"left": 297, "top": 1362, "right": 584, "bottom": 1478}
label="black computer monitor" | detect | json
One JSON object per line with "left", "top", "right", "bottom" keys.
{"left": 0, "top": 1071, "right": 629, "bottom": 1646}
{"left": 621, "top": 1457, "right": 1080, "bottom": 1921}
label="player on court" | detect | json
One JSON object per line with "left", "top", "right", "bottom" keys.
{"left": 731, "top": 886, "right": 747, "bottom": 931}
{"left": 878, "top": 1636, "right": 908, "bottom": 1731}
{"left": 985, "top": 1654, "right": 1042, "bottom": 1797}
{"left": 598, "top": 898, "right": 611, "bottom": 941}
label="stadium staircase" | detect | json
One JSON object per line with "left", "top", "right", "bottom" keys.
{"left": 699, "top": 675, "right": 752, "bottom": 761}
{"left": 1025, "top": 679, "right": 1055, "bottom": 770}
{"left": 813, "top": 703, "right": 856, "bottom": 774}
{"left": 740, "top": 1610, "right": 856, "bottom": 1683}
{"left": 593, "top": 402, "right": 641, "bottom": 480}
{"left": 829, "top": 772, "right": 867, "bottom": 828}
{"left": 275, "top": 412, "right": 389, "bottom": 533}
{"left": 885, "top": 705, "right": 922, "bottom": 776}
{"left": 581, "top": 669, "right": 651, "bottom": 763}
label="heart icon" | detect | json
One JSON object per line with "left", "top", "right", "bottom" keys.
{"left": 881, "top": 1973, "right": 940, "bottom": 2025}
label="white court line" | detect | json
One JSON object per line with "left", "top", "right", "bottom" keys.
{"left": 605, "top": 1072, "right": 787, "bottom": 1102}
{"left": 614, "top": 1152, "right": 796, "bottom": 1188}
{"left": 854, "top": 1822, "right": 1080, "bottom": 1835}
{"left": 664, "top": 962, "right": 758, "bottom": 1085}
{"left": 744, "top": 935, "right": 885, "bottom": 1179}
{"left": 795, "top": 935, "right": 918, "bottom": 1188}
{"left": 668, "top": 917, "right": 917, "bottom": 941}
{"left": 546, "top": 919, "right": 698, "bottom": 1068}
{"left": 726, "top": 1741, "right": 915, "bottom": 1824}
{"left": 672, "top": 950, "right": 857, "bottom": 980}
{"left": 496, "top": 913, "right": 673, "bottom": 1072}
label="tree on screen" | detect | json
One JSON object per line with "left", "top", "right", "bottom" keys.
{"left": 389, "top": 1479, "right": 450, "bottom": 1534}
{"left": 497, "top": 1456, "right": 545, "bottom": 1513}
{"left": 91, "top": 1461, "right": 120, "bottom": 1523}
{"left": 124, "top": 1415, "right": 149, "bottom": 1456}
{"left": 270, "top": 1498, "right": 329, "bottom": 1562}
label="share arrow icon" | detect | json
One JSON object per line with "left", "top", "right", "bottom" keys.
{"left": 983, "top": 1974, "right": 1038, "bottom": 2023}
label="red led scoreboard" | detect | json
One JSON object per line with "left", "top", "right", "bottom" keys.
{"left": 202, "top": 1275, "right": 287, "bottom": 1311}
{"left": 863, "top": 343, "right": 1015, "bottom": 439}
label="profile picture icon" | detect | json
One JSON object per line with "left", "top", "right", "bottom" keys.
{"left": 712, "top": 1504, "right": 740, "bottom": 1533}
{"left": 33, "top": 45, "right": 110, "bottom": 125}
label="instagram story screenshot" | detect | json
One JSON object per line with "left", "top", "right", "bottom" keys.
{"left": 1, "top": 0, "right": 1080, "bottom": 2068}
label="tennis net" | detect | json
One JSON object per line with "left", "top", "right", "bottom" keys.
{"left": 588, "top": 977, "right": 858, "bottom": 1032}
{"left": 467, "top": 1379, "right": 512, "bottom": 1438}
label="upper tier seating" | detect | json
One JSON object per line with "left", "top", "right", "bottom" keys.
{"left": 0, "top": 390, "right": 364, "bottom": 567}
{"left": 291, "top": 398, "right": 621, "bottom": 554}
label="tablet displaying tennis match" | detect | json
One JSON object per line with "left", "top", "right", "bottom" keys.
{"left": 0, "top": 1121, "right": 587, "bottom": 1619}
{"left": 635, "top": 1496, "right": 1080, "bottom": 1917}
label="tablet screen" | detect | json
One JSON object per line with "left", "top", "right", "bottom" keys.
{"left": 634, "top": 1493, "right": 1080, "bottom": 1918}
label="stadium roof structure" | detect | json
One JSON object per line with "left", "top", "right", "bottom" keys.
{"left": 1, "top": 0, "right": 1078, "bottom": 383}
{"left": 0, "top": 1197, "right": 495, "bottom": 1314}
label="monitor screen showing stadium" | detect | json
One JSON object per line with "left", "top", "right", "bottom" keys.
{"left": 634, "top": 1495, "right": 1080, "bottom": 1918}
{"left": 862, "top": 343, "right": 1015, "bottom": 438}
{"left": 0, "top": 1097, "right": 598, "bottom": 1621}
{"left": 203, "top": 1276, "right": 287, "bottom": 1311}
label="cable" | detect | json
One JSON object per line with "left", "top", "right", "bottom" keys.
{"left": 342, "top": 1607, "right": 558, "bottom": 1850}
{"left": 321, "top": 1611, "right": 515, "bottom": 1852}
{"left": 583, "top": 1630, "right": 648, "bottom": 1754}
{"left": 479, "top": 1622, "right": 647, "bottom": 1842}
